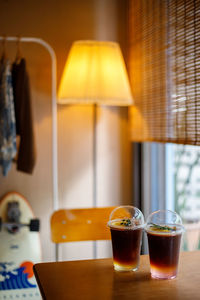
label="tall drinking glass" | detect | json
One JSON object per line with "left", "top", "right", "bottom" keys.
{"left": 145, "top": 210, "right": 184, "bottom": 279}
{"left": 108, "top": 206, "right": 144, "bottom": 272}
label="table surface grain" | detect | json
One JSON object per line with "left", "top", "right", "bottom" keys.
{"left": 33, "top": 251, "right": 200, "bottom": 300}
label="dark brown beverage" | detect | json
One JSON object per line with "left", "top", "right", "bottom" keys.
{"left": 110, "top": 221, "right": 142, "bottom": 271}
{"left": 146, "top": 224, "right": 182, "bottom": 279}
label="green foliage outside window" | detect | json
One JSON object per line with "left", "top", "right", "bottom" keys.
{"left": 174, "top": 145, "right": 200, "bottom": 251}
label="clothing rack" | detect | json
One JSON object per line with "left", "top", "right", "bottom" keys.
{"left": 0, "top": 36, "right": 58, "bottom": 211}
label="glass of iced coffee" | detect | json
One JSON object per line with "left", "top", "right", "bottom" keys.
{"left": 108, "top": 206, "right": 144, "bottom": 272}
{"left": 145, "top": 210, "right": 184, "bottom": 279}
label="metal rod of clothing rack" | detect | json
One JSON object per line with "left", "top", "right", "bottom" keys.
{"left": 0, "top": 36, "right": 59, "bottom": 211}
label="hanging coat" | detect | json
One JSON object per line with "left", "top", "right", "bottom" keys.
{"left": 0, "top": 59, "right": 17, "bottom": 176}
{"left": 12, "top": 58, "right": 36, "bottom": 174}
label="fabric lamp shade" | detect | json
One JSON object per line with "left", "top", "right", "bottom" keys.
{"left": 58, "top": 40, "right": 133, "bottom": 106}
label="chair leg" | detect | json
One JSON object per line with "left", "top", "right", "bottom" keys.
{"left": 55, "top": 244, "right": 59, "bottom": 261}
{"left": 93, "top": 241, "right": 97, "bottom": 259}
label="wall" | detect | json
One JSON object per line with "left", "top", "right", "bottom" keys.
{"left": 0, "top": 0, "right": 131, "bottom": 261}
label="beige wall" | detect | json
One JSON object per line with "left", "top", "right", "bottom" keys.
{"left": 0, "top": 0, "right": 131, "bottom": 261}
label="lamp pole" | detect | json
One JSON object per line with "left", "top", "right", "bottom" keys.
{"left": 93, "top": 103, "right": 97, "bottom": 258}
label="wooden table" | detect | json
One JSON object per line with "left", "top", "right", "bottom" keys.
{"left": 33, "top": 251, "right": 200, "bottom": 300}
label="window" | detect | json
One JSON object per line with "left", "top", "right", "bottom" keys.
{"left": 139, "top": 142, "right": 200, "bottom": 253}
{"left": 129, "top": 0, "right": 200, "bottom": 253}
{"left": 168, "top": 144, "right": 200, "bottom": 250}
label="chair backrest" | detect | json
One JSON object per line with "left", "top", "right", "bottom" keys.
{"left": 50, "top": 206, "right": 116, "bottom": 244}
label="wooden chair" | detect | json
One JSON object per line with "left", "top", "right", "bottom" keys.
{"left": 50, "top": 206, "right": 116, "bottom": 261}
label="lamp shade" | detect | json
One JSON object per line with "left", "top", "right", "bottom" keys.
{"left": 58, "top": 40, "right": 133, "bottom": 106}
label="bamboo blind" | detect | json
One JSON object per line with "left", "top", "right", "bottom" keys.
{"left": 128, "top": 0, "right": 200, "bottom": 145}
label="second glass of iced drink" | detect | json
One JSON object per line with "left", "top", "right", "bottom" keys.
{"left": 145, "top": 210, "right": 184, "bottom": 279}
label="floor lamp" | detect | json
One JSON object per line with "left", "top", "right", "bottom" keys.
{"left": 57, "top": 40, "right": 133, "bottom": 258}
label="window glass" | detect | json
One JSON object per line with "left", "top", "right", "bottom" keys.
{"left": 141, "top": 142, "right": 200, "bottom": 253}
{"left": 172, "top": 144, "right": 200, "bottom": 251}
